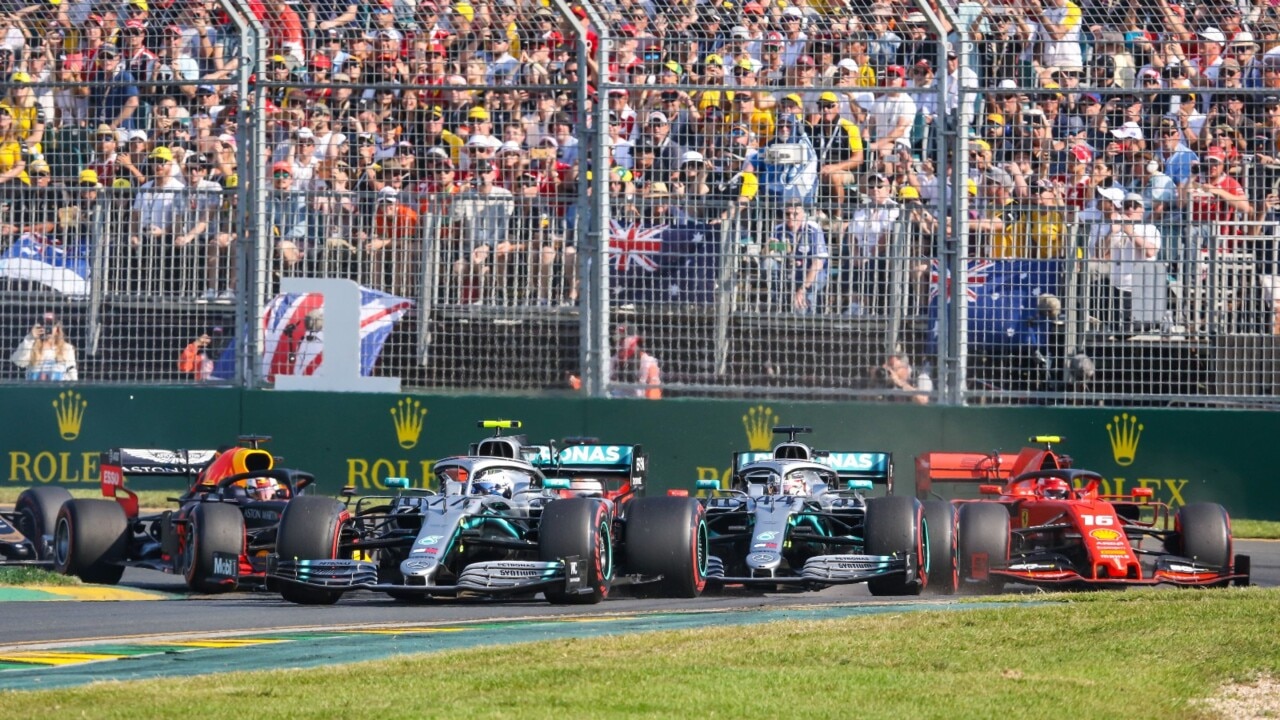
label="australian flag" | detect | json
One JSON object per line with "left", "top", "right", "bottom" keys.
{"left": 0, "top": 233, "right": 90, "bottom": 295}
{"left": 609, "top": 220, "right": 720, "bottom": 304}
{"left": 928, "top": 259, "right": 1063, "bottom": 353}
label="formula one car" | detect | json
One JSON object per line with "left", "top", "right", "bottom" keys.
{"left": 52, "top": 436, "right": 316, "bottom": 592}
{"left": 0, "top": 487, "right": 73, "bottom": 566}
{"left": 916, "top": 436, "right": 1250, "bottom": 591}
{"left": 693, "top": 426, "right": 929, "bottom": 596}
{"left": 268, "top": 421, "right": 706, "bottom": 605}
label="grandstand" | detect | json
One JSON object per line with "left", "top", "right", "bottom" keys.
{"left": 0, "top": 0, "right": 1276, "bottom": 405}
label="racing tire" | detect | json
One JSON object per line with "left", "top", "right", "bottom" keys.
{"left": 52, "top": 499, "right": 127, "bottom": 585}
{"left": 182, "top": 503, "right": 246, "bottom": 594}
{"left": 1176, "top": 502, "right": 1233, "bottom": 587}
{"left": 275, "top": 496, "right": 347, "bottom": 605}
{"left": 625, "top": 496, "right": 708, "bottom": 599}
{"left": 539, "top": 498, "right": 612, "bottom": 605}
{"left": 864, "top": 496, "right": 926, "bottom": 596}
{"left": 14, "top": 487, "right": 72, "bottom": 559}
{"left": 957, "top": 503, "right": 1010, "bottom": 594}
{"left": 922, "top": 500, "right": 958, "bottom": 595}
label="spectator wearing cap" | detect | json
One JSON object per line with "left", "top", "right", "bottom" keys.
{"left": 1181, "top": 145, "right": 1251, "bottom": 242}
{"left": 129, "top": 146, "right": 187, "bottom": 294}
{"left": 267, "top": 159, "right": 311, "bottom": 276}
{"left": 0, "top": 72, "right": 44, "bottom": 151}
{"left": 994, "top": 179, "right": 1067, "bottom": 259}
{"left": 726, "top": 91, "right": 774, "bottom": 147}
{"left": 637, "top": 110, "right": 681, "bottom": 177}
{"left": 177, "top": 152, "right": 228, "bottom": 301}
{"left": 153, "top": 25, "right": 201, "bottom": 103}
{"left": 1098, "top": 192, "right": 1162, "bottom": 328}
{"left": 90, "top": 44, "right": 140, "bottom": 130}
{"left": 866, "top": 6, "right": 902, "bottom": 69}
{"left": 812, "top": 90, "right": 864, "bottom": 216}
{"left": 868, "top": 65, "right": 916, "bottom": 155}
{"left": 261, "top": 0, "right": 304, "bottom": 67}
{"left": 1193, "top": 27, "right": 1228, "bottom": 86}
{"left": 0, "top": 104, "right": 29, "bottom": 194}
{"left": 450, "top": 151, "right": 515, "bottom": 305}
{"left": 366, "top": 186, "right": 421, "bottom": 296}
{"left": 765, "top": 199, "right": 827, "bottom": 314}
{"left": 755, "top": 33, "right": 786, "bottom": 84}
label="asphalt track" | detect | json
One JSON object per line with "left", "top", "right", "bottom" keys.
{"left": 0, "top": 540, "right": 1273, "bottom": 689}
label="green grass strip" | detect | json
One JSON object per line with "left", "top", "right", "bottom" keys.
{"left": 3, "top": 588, "right": 1278, "bottom": 719}
{"left": 0, "top": 567, "right": 79, "bottom": 586}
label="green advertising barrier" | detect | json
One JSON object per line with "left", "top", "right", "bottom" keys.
{"left": 3, "top": 386, "right": 1276, "bottom": 519}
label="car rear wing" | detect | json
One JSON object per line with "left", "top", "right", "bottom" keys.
{"left": 99, "top": 448, "right": 219, "bottom": 518}
{"left": 914, "top": 439, "right": 1073, "bottom": 499}
{"left": 913, "top": 450, "right": 1025, "bottom": 500}
{"left": 529, "top": 443, "right": 647, "bottom": 491}
{"left": 815, "top": 452, "right": 894, "bottom": 493}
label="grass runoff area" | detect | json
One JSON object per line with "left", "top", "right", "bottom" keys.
{"left": 2, "top": 589, "right": 1278, "bottom": 719}
{"left": 4, "top": 487, "right": 1280, "bottom": 539}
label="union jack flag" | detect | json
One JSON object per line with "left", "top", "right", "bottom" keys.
{"left": 929, "top": 259, "right": 994, "bottom": 303}
{"left": 608, "top": 221, "right": 667, "bottom": 273}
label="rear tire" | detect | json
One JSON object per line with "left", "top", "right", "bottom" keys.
{"left": 864, "top": 496, "right": 926, "bottom": 596}
{"left": 540, "top": 498, "right": 612, "bottom": 604}
{"left": 626, "top": 497, "right": 707, "bottom": 598}
{"left": 52, "top": 499, "right": 127, "bottom": 585}
{"left": 1176, "top": 502, "right": 1233, "bottom": 586}
{"left": 182, "top": 503, "right": 246, "bottom": 594}
{"left": 922, "top": 500, "right": 958, "bottom": 595}
{"left": 957, "top": 503, "right": 1010, "bottom": 594}
{"left": 14, "top": 487, "right": 72, "bottom": 559}
{"left": 275, "top": 496, "right": 347, "bottom": 605}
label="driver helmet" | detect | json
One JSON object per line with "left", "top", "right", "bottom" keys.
{"left": 782, "top": 472, "right": 808, "bottom": 496}
{"left": 472, "top": 470, "right": 514, "bottom": 498}
{"left": 246, "top": 476, "right": 279, "bottom": 501}
{"left": 1038, "top": 477, "right": 1071, "bottom": 500}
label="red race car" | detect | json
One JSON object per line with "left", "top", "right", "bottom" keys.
{"left": 52, "top": 436, "right": 315, "bottom": 592}
{"left": 916, "top": 436, "right": 1250, "bottom": 592}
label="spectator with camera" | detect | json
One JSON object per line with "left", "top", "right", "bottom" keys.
{"left": 11, "top": 313, "right": 76, "bottom": 381}
{"left": 177, "top": 327, "right": 222, "bottom": 382}
{"left": 872, "top": 352, "right": 929, "bottom": 405}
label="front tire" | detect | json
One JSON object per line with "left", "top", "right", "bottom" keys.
{"left": 625, "top": 496, "right": 707, "bottom": 598}
{"left": 52, "top": 499, "right": 127, "bottom": 585}
{"left": 275, "top": 496, "right": 347, "bottom": 605}
{"left": 957, "top": 503, "right": 1010, "bottom": 594}
{"left": 182, "top": 502, "right": 246, "bottom": 594}
{"left": 864, "top": 496, "right": 926, "bottom": 596}
{"left": 540, "top": 498, "right": 612, "bottom": 604}
{"left": 922, "top": 500, "right": 958, "bottom": 595}
{"left": 1176, "top": 502, "right": 1233, "bottom": 586}
{"left": 14, "top": 487, "right": 72, "bottom": 559}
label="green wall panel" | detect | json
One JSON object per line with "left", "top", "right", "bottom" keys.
{"left": 2, "top": 387, "right": 1276, "bottom": 519}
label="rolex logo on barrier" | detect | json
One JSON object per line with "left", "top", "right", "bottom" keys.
{"left": 743, "top": 405, "right": 780, "bottom": 451}
{"left": 391, "top": 397, "right": 427, "bottom": 449}
{"left": 52, "top": 391, "right": 87, "bottom": 441}
{"left": 1106, "top": 413, "right": 1143, "bottom": 467}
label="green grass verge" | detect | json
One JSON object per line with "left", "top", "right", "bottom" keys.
{"left": 1232, "top": 519, "right": 1280, "bottom": 540}
{"left": 0, "top": 566, "right": 80, "bottom": 586}
{"left": 3, "top": 588, "right": 1278, "bottom": 718}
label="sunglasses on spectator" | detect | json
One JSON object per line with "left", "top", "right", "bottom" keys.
{"left": 819, "top": 102, "right": 837, "bottom": 110}
{"left": 273, "top": 171, "right": 290, "bottom": 178}
{"left": 731, "top": 128, "right": 746, "bottom": 137}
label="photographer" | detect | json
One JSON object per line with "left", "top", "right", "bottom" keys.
{"left": 177, "top": 327, "right": 223, "bottom": 382}
{"left": 11, "top": 313, "right": 77, "bottom": 381}
{"left": 872, "top": 352, "right": 930, "bottom": 405}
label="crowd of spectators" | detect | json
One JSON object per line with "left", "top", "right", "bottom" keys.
{"left": 0, "top": 0, "right": 1275, "bottom": 329}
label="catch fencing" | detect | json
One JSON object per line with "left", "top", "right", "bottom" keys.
{"left": 0, "top": 0, "right": 1277, "bottom": 407}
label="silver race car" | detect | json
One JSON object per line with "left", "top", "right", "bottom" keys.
{"left": 696, "top": 426, "right": 932, "bottom": 595}
{"left": 269, "top": 421, "right": 706, "bottom": 604}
